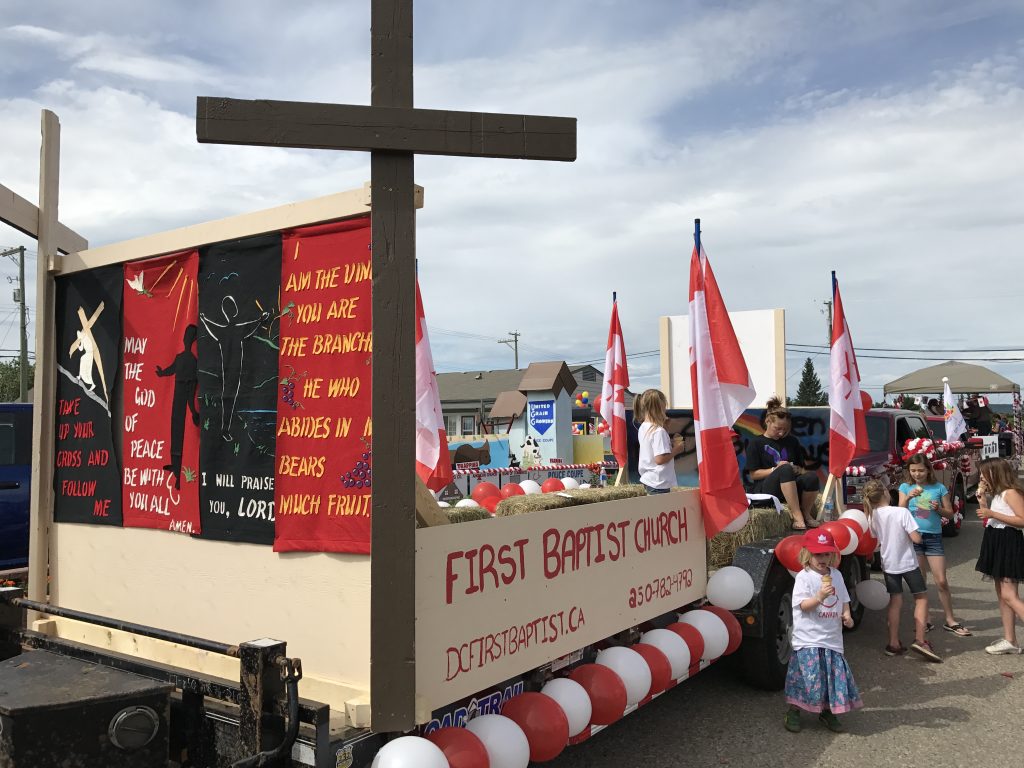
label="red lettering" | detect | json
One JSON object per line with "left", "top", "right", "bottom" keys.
{"left": 445, "top": 551, "right": 463, "bottom": 605}
{"left": 543, "top": 528, "right": 560, "bottom": 579}
{"left": 479, "top": 544, "right": 498, "bottom": 592}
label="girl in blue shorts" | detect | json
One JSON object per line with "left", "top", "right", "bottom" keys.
{"left": 898, "top": 454, "right": 971, "bottom": 636}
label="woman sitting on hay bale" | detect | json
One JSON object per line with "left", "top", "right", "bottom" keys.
{"left": 745, "top": 397, "right": 821, "bottom": 530}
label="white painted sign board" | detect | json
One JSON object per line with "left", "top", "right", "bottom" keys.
{"left": 659, "top": 308, "right": 786, "bottom": 409}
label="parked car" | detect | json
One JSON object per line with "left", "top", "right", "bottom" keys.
{"left": 0, "top": 403, "right": 31, "bottom": 569}
{"left": 843, "top": 408, "right": 975, "bottom": 537}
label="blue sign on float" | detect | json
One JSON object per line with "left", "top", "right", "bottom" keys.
{"left": 528, "top": 400, "right": 555, "bottom": 435}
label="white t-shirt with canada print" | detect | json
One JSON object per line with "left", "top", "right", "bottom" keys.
{"left": 791, "top": 566, "right": 849, "bottom": 653}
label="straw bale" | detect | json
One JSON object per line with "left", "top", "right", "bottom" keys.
{"left": 443, "top": 507, "right": 492, "bottom": 525}
{"left": 494, "top": 485, "right": 647, "bottom": 517}
{"left": 707, "top": 505, "right": 792, "bottom": 570}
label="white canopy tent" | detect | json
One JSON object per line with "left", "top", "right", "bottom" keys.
{"left": 883, "top": 361, "right": 1020, "bottom": 395}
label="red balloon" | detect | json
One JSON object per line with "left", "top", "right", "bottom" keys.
{"left": 774, "top": 535, "right": 805, "bottom": 573}
{"left": 665, "top": 622, "right": 705, "bottom": 669}
{"left": 501, "top": 692, "right": 569, "bottom": 762}
{"left": 631, "top": 643, "right": 672, "bottom": 696}
{"left": 541, "top": 478, "right": 565, "bottom": 493}
{"left": 500, "top": 483, "right": 525, "bottom": 498}
{"left": 701, "top": 606, "right": 742, "bottom": 655}
{"left": 471, "top": 482, "right": 500, "bottom": 503}
{"left": 568, "top": 663, "right": 627, "bottom": 725}
{"left": 821, "top": 521, "right": 853, "bottom": 553}
{"left": 425, "top": 727, "right": 490, "bottom": 768}
{"left": 854, "top": 528, "right": 879, "bottom": 557}
{"left": 479, "top": 495, "right": 501, "bottom": 514}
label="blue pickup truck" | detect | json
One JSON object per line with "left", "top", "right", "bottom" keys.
{"left": 0, "top": 403, "right": 31, "bottom": 570}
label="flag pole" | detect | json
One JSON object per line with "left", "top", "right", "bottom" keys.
{"left": 823, "top": 269, "right": 844, "bottom": 517}
{"left": 611, "top": 289, "right": 624, "bottom": 486}
{"left": 694, "top": 218, "right": 701, "bottom": 253}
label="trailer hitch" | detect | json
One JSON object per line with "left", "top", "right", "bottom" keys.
{"left": 231, "top": 656, "right": 303, "bottom": 768}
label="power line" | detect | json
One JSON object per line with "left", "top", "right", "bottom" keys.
{"left": 789, "top": 342, "right": 1024, "bottom": 353}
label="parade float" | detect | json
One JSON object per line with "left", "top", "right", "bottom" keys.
{"left": 0, "top": 5, "right": 877, "bottom": 768}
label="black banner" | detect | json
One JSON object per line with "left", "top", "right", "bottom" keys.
{"left": 197, "top": 233, "right": 282, "bottom": 543}
{"left": 54, "top": 265, "right": 123, "bottom": 525}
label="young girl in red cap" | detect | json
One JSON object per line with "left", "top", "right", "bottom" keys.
{"left": 784, "top": 528, "right": 862, "bottom": 733}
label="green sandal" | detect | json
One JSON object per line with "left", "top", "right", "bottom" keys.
{"left": 784, "top": 708, "right": 801, "bottom": 733}
{"left": 818, "top": 710, "right": 844, "bottom": 732}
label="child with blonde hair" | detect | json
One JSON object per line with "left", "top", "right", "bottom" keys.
{"left": 784, "top": 528, "right": 861, "bottom": 733}
{"left": 862, "top": 480, "right": 940, "bottom": 662}
{"left": 634, "top": 389, "right": 684, "bottom": 494}
{"left": 975, "top": 457, "right": 1024, "bottom": 654}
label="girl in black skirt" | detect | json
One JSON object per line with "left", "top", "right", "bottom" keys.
{"left": 974, "top": 458, "right": 1024, "bottom": 654}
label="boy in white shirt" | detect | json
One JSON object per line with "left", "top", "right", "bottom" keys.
{"left": 862, "top": 480, "right": 940, "bottom": 662}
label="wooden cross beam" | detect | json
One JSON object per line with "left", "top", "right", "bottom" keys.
{"left": 196, "top": 0, "right": 576, "bottom": 731}
{"left": 0, "top": 182, "right": 87, "bottom": 256}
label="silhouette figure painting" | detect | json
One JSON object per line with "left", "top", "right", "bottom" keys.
{"left": 155, "top": 324, "right": 200, "bottom": 489}
{"left": 200, "top": 296, "right": 270, "bottom": 441}
{"left": 69, "top": 302, "right": 108, "bottom": 403}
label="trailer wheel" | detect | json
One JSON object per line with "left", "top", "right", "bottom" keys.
{"left": 839, "top": 555, "right": 865, "bottom": 630}
{"left": 739, "top": 564, "right": 793, "bottom": 690}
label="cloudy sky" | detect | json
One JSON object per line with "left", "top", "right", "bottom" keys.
{"left": 2, "top": 0, "right": 1023, "bottom": 403}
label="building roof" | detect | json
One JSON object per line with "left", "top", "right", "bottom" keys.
{"left": 517, "top": 361, "right": 577, "bottom": 398}
{"left": 490, "top": 390, "right": 528, "bottom": 419}
{"left": 438, "top": 363, "right": 634, "bottom": 411}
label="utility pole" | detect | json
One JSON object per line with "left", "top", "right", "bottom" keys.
{"left": 0, "top": 246, "right": 28, "bottom": 402}
{"left": 498, "top": 330, "right": 521, "bottom": 369}
{"left": 823, "top": 299, "right": 833, "bottom": 345}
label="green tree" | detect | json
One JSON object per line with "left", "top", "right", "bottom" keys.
{"left": 0, "top": 359, "right": 34, "bottom": 402}
{"left": 793, "top": 358, "right": 827, "bottom": 406}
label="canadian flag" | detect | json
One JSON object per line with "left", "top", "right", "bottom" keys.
{"left": 415, "top": 281, "right": 453, "bottom": 492}
{"left": 688, "top": 238, "right": 756, "bottom": 536}
{"left": 599, "top": 297, "right": 630, "bottom": 470}
{"left": 828, "top": 273, "right": 871, "bottom": 477}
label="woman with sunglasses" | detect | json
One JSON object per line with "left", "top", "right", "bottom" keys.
{"left": 745, "top": 397, "right": 821, "bottom": 529}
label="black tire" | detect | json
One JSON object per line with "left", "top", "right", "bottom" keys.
{"left": 739, "top": 563, "right": 793, "bottom": 690}
{"left": 839, "top": 555, "right": 866, "bottom": 630}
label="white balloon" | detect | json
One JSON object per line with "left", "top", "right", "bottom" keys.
{"left": 677, "top": 610, "right": 729, "bottom": 660}
{"left": 706, "top": 566, "right": 755, "bottom": 610}
{"left": 519, "top": 480, "right": 542, "bottom": 495}
{"left": 839, "top": 527, "right": 860, "bottom": 556}
{"left": 437, "top": 501, "right": 451, "bottom": 507}
{"left": 856, "top": 579, "right": 890, "bottom": 611}
{"left": 840, "top": 509, "right": 869, "bottom": 534}
{"left": 454, "top": 498, "right": 479, "bottom": 507}
{"left": 595, "top": 646, "right": 652, "bottom": 706}
{"left": 560, "top": 477, "right": 580, "bottom": 489}
{"left": 639, "top": 628, "right": 691, "bottom": 680}
{"left": 371, "top": 736, "right": 448, "bottom": 768}
{"left": 541, "top": 677, "right": 592, "bottom": 737}
{"left": 466, "top": 714, "right": 530, "bottom": 768}
{"left": 722, "top": 508, "right": 750, "bottom": 533}
{"left": 578, "top": 483, "right": 592, "bottom": 489}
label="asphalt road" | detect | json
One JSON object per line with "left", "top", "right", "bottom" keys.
{"left": 548, "top": 505, "right": 1023, "bottom": 768}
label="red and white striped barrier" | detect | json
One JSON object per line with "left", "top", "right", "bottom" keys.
{"left": 451, "top": 461, "right": 617, "bottom": 479}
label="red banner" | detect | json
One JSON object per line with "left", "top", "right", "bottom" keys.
{"left": 274, "top": 218, "right": 372, "bottom": 553}
{"left": 121, "top": 250, "right": 201, "bottom": 533}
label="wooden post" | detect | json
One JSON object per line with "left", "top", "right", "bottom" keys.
{"left": 28, "top": 110, "right": 61, "bottom": 607}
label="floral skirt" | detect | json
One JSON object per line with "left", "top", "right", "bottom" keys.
{"left": 785, "top": 647, "right": 863, "bottom": 714}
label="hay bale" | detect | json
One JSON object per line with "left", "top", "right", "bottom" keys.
{"left": 443, "top": 506, "right": 492, "bottom": 525}
{"left": 495, "top": 484, "right": 648, "bottom": 516}
{"left": 707, "top": 505, "right": 792, "bottom": 570}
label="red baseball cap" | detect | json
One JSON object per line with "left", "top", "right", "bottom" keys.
{"left": 803, "top": 528, "right": 839, "bottom": 554}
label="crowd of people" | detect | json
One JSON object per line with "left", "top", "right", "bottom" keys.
{"left": 783, "top": 456, "right": 1024, "bottom": 734}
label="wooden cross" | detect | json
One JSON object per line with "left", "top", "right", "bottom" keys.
{"left": 195, "top": 0, "right": 576, "bottom": 729}
{"left": 0, "top": 112, "right": 88, "bottom": 610}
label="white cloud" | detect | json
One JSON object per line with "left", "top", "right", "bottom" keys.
{"left": 2, "top": 2, "right": 1024, "bottom": 400}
